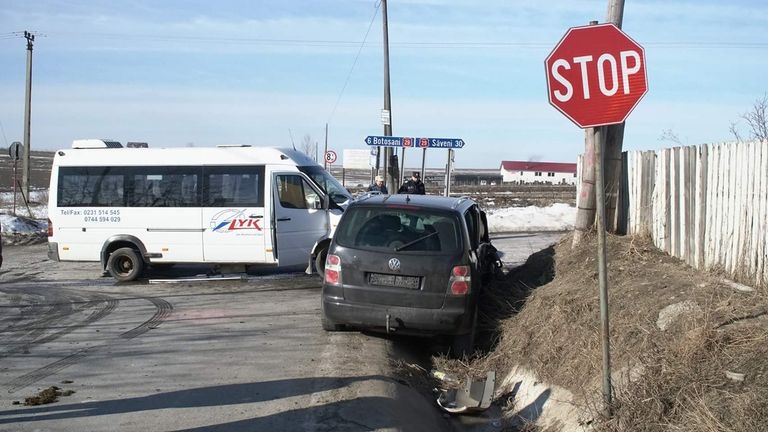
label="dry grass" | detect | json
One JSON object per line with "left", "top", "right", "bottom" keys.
{"left": 436, "top": 232, "right": 768, "bottom": 431}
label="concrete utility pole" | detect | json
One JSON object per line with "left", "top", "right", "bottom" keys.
{"left": 22, "top": 31, "right": 35, "bottom": 200}
{"left": 323, "top": 123, "right": 329, "bottom": 169}
{"left": 381, "top": 0, "right": 398, "bottom": 194}
{"left": 604, "top": 0, "right": 626, "bottom": 232}
{"left": 444, "top": 149, "right": 453, "bottom": 197}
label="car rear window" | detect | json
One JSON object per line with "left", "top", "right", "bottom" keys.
{"left": 335, "top": 206, "right": 461, "bottom": 253}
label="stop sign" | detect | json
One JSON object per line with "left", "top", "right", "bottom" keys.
{"left": 545, "top": 23, "right": 647, "bottom": 128}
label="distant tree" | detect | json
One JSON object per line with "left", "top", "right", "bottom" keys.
{"left": 731, "top": 93, "right": 768, "bottom": 142}
{"left": 658, "top": 128, "right": 683, "bottom": 145}
{"left": 300, "top": 134, "right": 317, "bottom": 161}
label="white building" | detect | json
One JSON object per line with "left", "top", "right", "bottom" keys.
{"left": 499, "top": 161, "right": 577, "bottom": 185}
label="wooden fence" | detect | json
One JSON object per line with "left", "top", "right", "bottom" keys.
{"left": 622, "top": 141, "right": 768, "bottom": 288}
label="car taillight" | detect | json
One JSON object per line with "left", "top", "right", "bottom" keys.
{"left": 47, "top": 218, "right": 53, "bottom": 237}
{"left": 449, "top": 265, "right": 471, "bottom": 295}
{"left": 325, "top": 254, "right": 341, "bottom": 285}
{"left": 452, "top": 265, "right": 470, "bottom": 277}
{"left": 326, "top": 254, "right": 340, "bottom": 266}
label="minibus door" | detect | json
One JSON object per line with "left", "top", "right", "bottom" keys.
{"left": 201, "top": 166, "right": 267, "bottom": 263}
{"left": 272, "top": 173, "right": 328, "bottom": 268}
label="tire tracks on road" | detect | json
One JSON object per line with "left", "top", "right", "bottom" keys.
{"left": 0, "top": 295, "right": 119, "bottom": 359}
{"left": 3, "top": 296, "right": 173, "bottom": 393}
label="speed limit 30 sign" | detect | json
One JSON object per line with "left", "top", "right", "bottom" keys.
{"left": 545, "top": 23, "right": 647, "bottom": 128}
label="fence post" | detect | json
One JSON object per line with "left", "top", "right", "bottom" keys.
{"left": 617, "top": 151, "right": 629, "bottom": 235}
{"left": 704, "top": 144, "right": 716, "bottom": 269}
{"left": 694, "top": 145, "right": 707, "bottom": 269}
{"left": 687, "top": 146, "right": 696, "bottom": 266}
{"left": 759, "top": 141, "right": 768, "bottom": 287}
{"left": 726, "top": 144, "right": 737, "bottom": 274}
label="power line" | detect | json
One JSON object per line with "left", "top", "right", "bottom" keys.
{"left": 327, "top": 0, "right": 381, "bottom": 124}
{"left": 0, "top": 32, "right": 45, "bottom": 43}
{"left": 24, "top": 30, "right": 768, "bottom": 50}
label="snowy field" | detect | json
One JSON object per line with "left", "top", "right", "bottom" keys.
{"left": 0, "top": 190, "right": 575, "bottom": 238}
{"left": 486, "top": 203, "right": 575, "bottom": 233}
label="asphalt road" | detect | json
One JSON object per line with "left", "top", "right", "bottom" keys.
{"left": 0, "top": 232, "right": 564, "bottom": 431}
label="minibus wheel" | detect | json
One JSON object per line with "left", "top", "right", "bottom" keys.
{"left": 107, "top": 247, "right": 145, "bottom": 282}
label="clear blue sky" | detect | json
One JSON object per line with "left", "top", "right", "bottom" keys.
{"left": 1, "top": 0, "right": 766, "bottom": 168}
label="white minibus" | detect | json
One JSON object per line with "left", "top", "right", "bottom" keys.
{"left": 47, "top": 139, "right": 351, "bottom": 281}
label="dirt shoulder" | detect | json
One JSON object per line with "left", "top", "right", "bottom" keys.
{"left": 437, "top": 232, "right": 768, "bottom": 431}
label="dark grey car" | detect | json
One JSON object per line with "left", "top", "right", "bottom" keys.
{"left": 321, "top": 194, "right": 500, "bottom": 356}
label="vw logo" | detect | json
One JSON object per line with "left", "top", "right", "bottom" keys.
{"left": 388, "top": 258, "right": 401, "bottom": 272}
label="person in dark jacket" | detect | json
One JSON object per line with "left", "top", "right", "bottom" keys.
{"left": 367, "top": 176, "right": 388, "bottom": 194}
{"left": 398, "top": 171, "right": 426, "bottom": 195}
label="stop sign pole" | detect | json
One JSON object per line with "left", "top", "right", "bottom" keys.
{"left": 546, "top": 21, "right": 647, "bottom": 416}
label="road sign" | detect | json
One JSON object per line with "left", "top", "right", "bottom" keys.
{"left": 365, "top": 136, "right": 405, "bottom": 147}
{"left": 545, "top": 23, "right": 647, "bottom": 128}
{"left": 421, "top": 137, "right": 465, "bottom": 149}
{"left": 9, "top": 142, "right": 22, "bottom": 161}
{"left": 381, "top": 109, "right": 391, "bottom": 126}
{"left": 324, "top": 150, "right": 337, "bottom": 164}
{"left": 343, "top": 149, "right": 372, "bottom": 169}
{"left": 365, "top": 136, "right": 465, "bottom": 149}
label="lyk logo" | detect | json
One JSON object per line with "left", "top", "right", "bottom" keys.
{"left": 210, "top": 209, "right": 262, "bottom": 232}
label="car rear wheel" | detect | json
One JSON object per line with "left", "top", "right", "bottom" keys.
{"left": 107, "top": 247, "right": 144, "bottom": 282}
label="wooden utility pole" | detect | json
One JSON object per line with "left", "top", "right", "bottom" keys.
{"left": 22, "top": 31, "right": 34, "bottom": 200}
{"left": 572, "top": 22, "right": 600, "bottom": 248}
{"left": 573, "top": 127, "right": 598, "bottom": 247}
{"left": 604, "top": 0, "right": 626, "bottom": 232}
{"left": 573, "top": 0, "right": 628, "bottom": 242}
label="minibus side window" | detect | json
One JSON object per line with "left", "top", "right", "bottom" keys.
{"left": 203, "top": 166, "right": 265, "bottom": 207}
{"left": 58, "top": 167, "right": 125, "bottom": 207}
{"left": 127, "top": 168, "right": 199, "bottom": 207}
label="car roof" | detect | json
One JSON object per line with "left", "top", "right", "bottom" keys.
{"left": 351, "top": 194, "right": 476, "bottom": 213}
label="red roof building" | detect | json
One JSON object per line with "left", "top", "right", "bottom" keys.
{"left": 499, "top": 160, "right": 578, "bottom": 185}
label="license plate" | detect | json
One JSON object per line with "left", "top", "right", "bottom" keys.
{"left": 369, "top": 273, "right": 420, "bottom": 290}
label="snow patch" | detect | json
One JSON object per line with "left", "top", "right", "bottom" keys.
{"left": 0, "top": 214, "right": 48, "bottom": 235}
{"left": 486, "top": 203, "right": 576, "bottom": 233}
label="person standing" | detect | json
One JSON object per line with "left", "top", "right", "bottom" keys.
{"left": 367, "top": 176, "right": 388, "bottom": 194}
{"left": 398, "top": 171, "right": 426, "bottom": 195}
